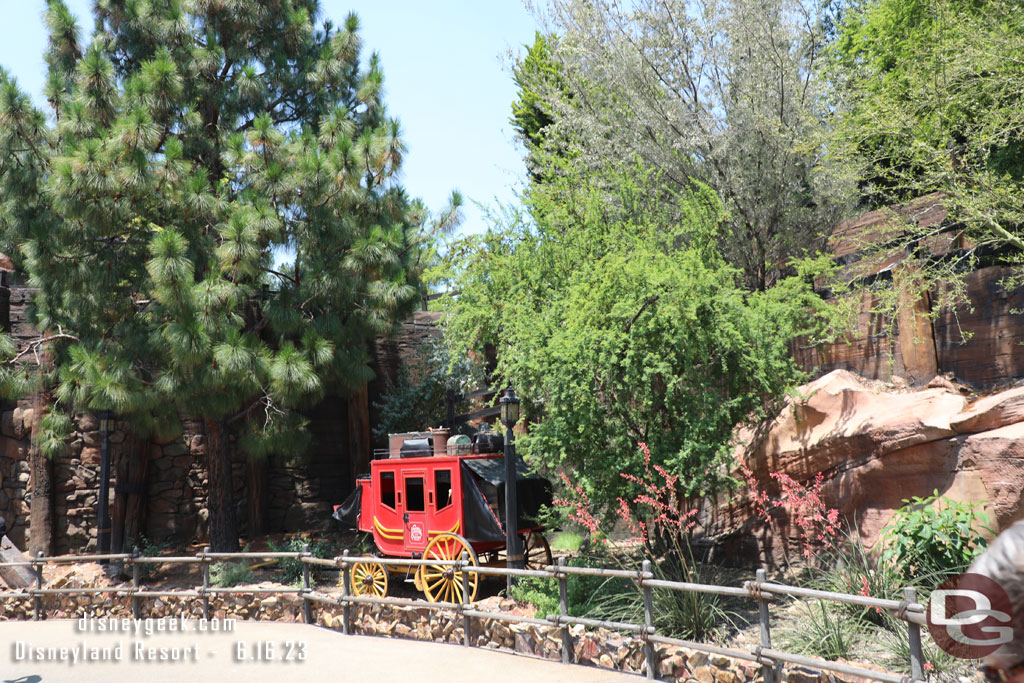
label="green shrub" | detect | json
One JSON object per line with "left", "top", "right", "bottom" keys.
{"left": 509, "top": 544, "right": 630, "bottom": 618}
{"left": 881, "top": 491, "right": 990, "bottom": 583}
{"left": 210, "top": 561, "right": 254, "bottom": 588}
{"left": 269, "top": 535, "right": 335, "bottom": 586}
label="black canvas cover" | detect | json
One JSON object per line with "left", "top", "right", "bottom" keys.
{"left": 459, "top": 461, "right": 506, "bottom": 544}
{"left": 332, "top": 485, "right": 362, "bottom": 527}
{"left": 462, "top": 456, "right": 553, "bottom": 530}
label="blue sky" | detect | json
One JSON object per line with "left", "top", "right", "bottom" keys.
{"left": 0, "top": 1, "right": 540, "bottom": 235}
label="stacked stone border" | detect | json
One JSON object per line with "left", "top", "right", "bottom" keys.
{"left": 0, "top": 550, "right": 929, "bottom": 683}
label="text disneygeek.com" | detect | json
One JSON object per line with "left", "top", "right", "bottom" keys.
{"left": 8, "top": 617, "right": 308, "bottom": 665}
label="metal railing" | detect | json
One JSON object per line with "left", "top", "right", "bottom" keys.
{"left": 0, "top": 549, "right": 927, "bottom": 683}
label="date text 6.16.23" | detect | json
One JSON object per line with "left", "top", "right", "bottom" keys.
{"left": 233, "top": 641, "right": 307, "bottom": 662}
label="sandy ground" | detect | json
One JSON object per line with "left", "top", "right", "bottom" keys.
{"left": 0, "top": 619, "right": 641, "bottom": 683}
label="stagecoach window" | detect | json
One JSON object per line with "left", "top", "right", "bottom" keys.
{"left": 434, "top": 469, "right": 452, "bottom": 512}
{"left": 380, "top": 471, "right": 396, "bottom": 509}
{"left": 406, "top": 477, "right": 425, "bottom": 512}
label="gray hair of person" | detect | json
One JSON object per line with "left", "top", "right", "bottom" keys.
{"left": 968, "top": 519, "right": 1024, "bottom": 667}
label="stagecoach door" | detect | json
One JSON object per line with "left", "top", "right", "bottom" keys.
{"left": 401, "top": 471, "right": 428, "bottom": 551}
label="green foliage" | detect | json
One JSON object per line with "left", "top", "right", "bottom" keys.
{"left": 833, "top": 0, "right": 1024, "bottom": 257}
{"left": 880, "top": 491, "right": 990, "bottom": 583}
{"left": 810, "top": 532, "right": 904, "bottom": 627}
{"left": 781, "top": 600, "right": 862, "bottom": 662}
{"left": 210, "top": 561, "right": 255, "bottom": 588}
{"left": 443, "top": 163, "right": 822, "bottom": 515}
{"left": 515, "top": 0, "right": 853, "bottom": 290}
{"left": 268, "top": 535, "right": 335, "bottom": 586}
{"left": 36, "top": 410, "right": 73, "bottom": 459}
{"left": 0, "top": 1, "right": 457, "bottom": 549}
{"left": 371, "top": 335, "right": 482, "bottom": 443}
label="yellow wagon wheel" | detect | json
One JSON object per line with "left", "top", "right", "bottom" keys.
{"left": 418, "top": 533, "right": 479, "bottom": 604}
{"left": 350, "top": 561, "right": 389, "bottom": 597}
{"left": 521, "top": 531, "right": 553, "bottom": 570}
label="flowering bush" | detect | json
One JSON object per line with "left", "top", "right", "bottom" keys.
{"left": 739, "top": 460, "right": 841, "bottom": 560}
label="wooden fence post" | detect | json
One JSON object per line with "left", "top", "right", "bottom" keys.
{"left": 757, "top": 568, "right": 775, "bottom": 683}
{"left": 905, "top": 587, "right": 925, "bottom": 681}
{"left": 558, "top": 557, "right": 573, "bottom": 665}
{"left": 201, "top": 546, "right": 210, "bottom": 620}
{"left": 302, "top": 544, "right": 312, "bottom": 624}
{"left": 131, "top": 546, "right": 141, "bottom": 619}
{"left": 32, "top": 551, "right": 43, "bottom": 621}
{"left": 341, "top": 549, "right": 352, "bottom": 635}
{"left": 461, "top": 551, "right": 471, "bottom": 647}
{"left": 641, "top": 559, "right": 656, "bottom": 680}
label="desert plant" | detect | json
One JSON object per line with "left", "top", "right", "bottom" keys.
{"left": 811, "top": 532, "right": 905, "bottom": 627}
{"left": 585, "top": 550, "right": 736, "bottom": 642}
{"left": 881, "top": 492, "right": 991, "bottom": 583}
{"left": 780, "top": 600, "right": 862, "bottom": 661}
{"left": 877, "top": 614, "right": 968, "bottom": 679}
{"left": 210, "top": 561, "right": 254, "bottom": 588}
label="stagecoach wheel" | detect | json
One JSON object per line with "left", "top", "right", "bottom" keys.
{"left": 418, "top": 533, "right": 479, "bottom": 604}
{"left": 350, "top": 561, "right": 389, "bottom": 597}
{"left": 520, "top": 531, "right": 553, "bottom": 570}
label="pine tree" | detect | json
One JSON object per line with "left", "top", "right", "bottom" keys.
{"left": 0, "top": 1, "right": 454, "bottom": 550}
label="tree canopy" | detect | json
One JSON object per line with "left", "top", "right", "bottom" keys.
{"left": 442, "top": 160, "right": 823, "bottom": 520}
{"left": 0, "top": 0, "right": 455, "bottom": 549}
{"left": 514, "top": 0, "right": 853, "bottom": 291}
{"left": 833, "top": 0, "right": 1024, "bottom": 260}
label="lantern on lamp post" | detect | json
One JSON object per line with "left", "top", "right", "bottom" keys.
{"left": 97, "top": 410, "right": 114, "bottom": 562}
{"left": 499, "top": 387, "right": 522, "bottom": 591}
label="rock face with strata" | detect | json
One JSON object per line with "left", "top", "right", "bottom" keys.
{"left": 719, "top": 369, "right": 1024, "bottom": 565}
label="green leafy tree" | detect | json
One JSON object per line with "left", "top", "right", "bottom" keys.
{"left": 832, "top": 0, "right": 1024, "bottom": 271}
{"left": 516, "top": 0, "right": 854, "bottom": 291}
{"left": 0, "top": 1, "right": 455, "bottom": 550}
{"left": 442, "top": 161, "right": 822, "bottom": 518}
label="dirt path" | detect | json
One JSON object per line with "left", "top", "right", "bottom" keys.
{"left": 0, "top": 619, "right": 639, "bottom": 683}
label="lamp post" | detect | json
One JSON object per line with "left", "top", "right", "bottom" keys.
{"left": 97, "top": 410, "right": 114, "bottom": 563}
{"left": 499, "top": 387, "right": 522, "bottom": 592}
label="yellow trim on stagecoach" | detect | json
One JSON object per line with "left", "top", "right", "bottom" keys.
{"left": 428, "top": 520, "right": 460, "bottom": 536}
{"left": 374, "top": 517, "right": 460, "bottom": 540}
{"left": 373, "top": 517, "right": 403, "bottom": 540}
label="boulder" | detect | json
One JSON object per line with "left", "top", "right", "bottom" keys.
{"left": 729, "top": 370, "right": 1024, "bottom": 559}
{"left": 950, "top": 386, "right": 1024, "bottom": 434}
{"left": 742, "top": 370, "right": 966, "bottom": 484}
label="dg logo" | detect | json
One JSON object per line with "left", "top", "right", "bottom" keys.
{"left": 928, "top": 572, "right": 1015, "bottom": 659}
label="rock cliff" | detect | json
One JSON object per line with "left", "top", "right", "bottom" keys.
{"left": 716, "top": 369, "right": 1024, "bottom": 565}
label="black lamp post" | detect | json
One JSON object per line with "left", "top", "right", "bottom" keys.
{"left": 97, "top": 410, "right": 114, "bottom": 563}
{"left": 499, "top": 387, "right": 522, "bottom": 591}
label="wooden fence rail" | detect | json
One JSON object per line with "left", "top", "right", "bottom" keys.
{"left": 0, "top": 550, "right": 927, "bottom": 683}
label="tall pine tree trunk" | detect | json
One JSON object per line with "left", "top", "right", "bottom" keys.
{"left": 28, "top": 391, "right": 53, "bottom": 556}
{"left": 348, "top": 383, "right": 371, "bottom": 488}
{"left": 205, "top": 419, "right": 239, "bottom": 552}
{"left": 111, "top": 432, "right": 148, "bottom": 553}
{"left": 246, "top": 456, "right": 267, "bottom": 537}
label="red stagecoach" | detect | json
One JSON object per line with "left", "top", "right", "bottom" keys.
{"left": 333, "top": 430, "right": 553, "bottom": 603}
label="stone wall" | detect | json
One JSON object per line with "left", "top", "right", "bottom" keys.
{"left": 0, "top": 400, "right": 354, "bottom": 553}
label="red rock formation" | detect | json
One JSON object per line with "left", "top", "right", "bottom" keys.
{"left": 724, "top": 370, "right": 1024, "bottom": 565}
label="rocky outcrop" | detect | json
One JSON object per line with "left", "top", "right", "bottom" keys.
{"left": 724, "top": 370, "right": 1024, "bottom": 563}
